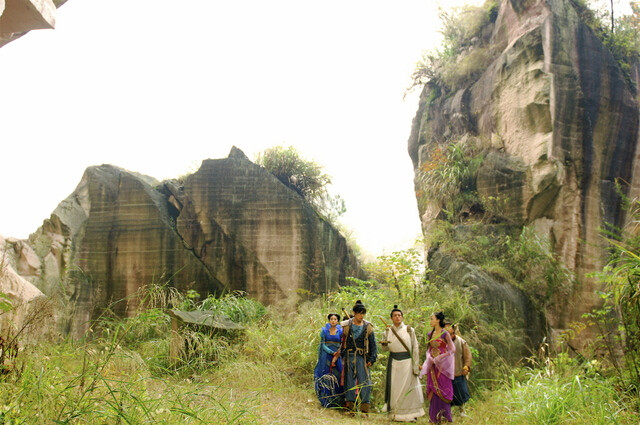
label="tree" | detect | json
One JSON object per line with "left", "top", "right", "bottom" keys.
{"left": 611, "top": 0, "right": 615, "bottom": 32}
{"left": 255, "top": 146, "right": 346, "bottom": 222}
{"left": 255, "top": 146, "right": 331, "bottom": 199}
{"left": 364, "top": 248, "right": 424, "bottom": 301}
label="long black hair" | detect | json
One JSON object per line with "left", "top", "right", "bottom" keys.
{"left": 433, "top": 311, "right": 445, "bottom": 328}
{"left": 327, "top": 313, "right": 340, "bottom": 321}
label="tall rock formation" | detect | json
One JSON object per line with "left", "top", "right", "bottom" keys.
{"left": 175, "top": 147, "right": 356, "bottom": 305}
{"left": 11, "top": 147, "right": 361, "bottom": 336}
{"left": 409, "top": 0, "right": 639, "bottom": 349}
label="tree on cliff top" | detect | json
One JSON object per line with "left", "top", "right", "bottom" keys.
{"left": 255, "top": 145, "right": 346, "bottom": 222}
{"left": 255, "top": 145, "right": 330, "bottom": 198}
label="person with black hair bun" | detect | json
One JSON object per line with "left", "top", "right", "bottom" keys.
{"left": 445, "top": 322, "right": 472, "bottom": 417}
{"left": 313, "top": 313, "right": 344, "bottom": 408}
{"left": 380, "top": 305, "right": 425, "bottom": 422}
{"left": 419, "top": 311, "right": 455, "bottom": 423}
{"left": 340, "top": 300, "right": 377, "bottom": 416}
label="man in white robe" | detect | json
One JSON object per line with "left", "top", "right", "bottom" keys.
{"left": 381, "top": 306, "right": 425, "bottom": 422}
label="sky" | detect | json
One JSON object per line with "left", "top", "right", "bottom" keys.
{"left": 0, "top": 0, "right": 481, "bottom": 258}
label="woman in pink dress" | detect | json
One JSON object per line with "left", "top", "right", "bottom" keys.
{"left": 420, "top": 312, "right": 456, "bottom": 423}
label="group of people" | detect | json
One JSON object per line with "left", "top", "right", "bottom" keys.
{"left": 313, "top": 300, "right": 472, "bottom": 423}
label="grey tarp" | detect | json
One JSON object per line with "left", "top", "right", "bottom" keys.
{"left": 170, "top": 309, "right": 244, "bottom": 330}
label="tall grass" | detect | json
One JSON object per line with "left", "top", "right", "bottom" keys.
{"left": 0, "top": 334, "right": 262, "bottom": 424}
{"left": 1, "top": 279, "right": 638, "bottom": 423}
{"left": 488, "top": 354, "right": 640, "bottom": 425}
{"left": 0, "top": 286, "right": 266, "bottom": 424}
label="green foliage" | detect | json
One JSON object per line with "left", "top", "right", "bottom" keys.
{"left": 3, "top": 268, "right": 639, "bottom": 422}
{"left": 363, "top": 247, "right": 424, "bottom": 300}
{"left": 255, "top": 145, "right": 329, "bottom": 200}
{"left": 503, "top": 228, "right": 575, "bottom": 307}
{"left": 428, "top": 222, "right": 574, "bottom": 309}
{"left": 328, "top": 252, "right": 515, "bottom": 389}
{"left": 412, "top": 0, "right": 639, "bottom": 96}
{"left": 571, "top": 0, "right": 640, "bottom": 86}
{"left": 0, "top": 253, "right": 12, "bottom": 314}
{"left": 200, "top": 291, "right": 267, "bottom": 324}
{"left": 439, "top": 46, "right": 497, "bottom": 93}
{"left": 586, "top": 190, "right": 640, "bottom": 392}
{"left": 408, "top": 0, "right": 500, "bottom": 94}
{"left": 0, "top": 341, "right": 261, "bottom": 424}
{"left": 240, "top": 302, "right": 320, "bottom": 387}
{"left": 255, "top": 145, "right": 348, "bottom": 226}
{"left": 0, "top": 292, "right": 12, "bottom": 313}
{"left": 93, "top": 286, "right": 267, "bottom": 374}
{"left": 480, "top": 194, "right": 513, "bottom": 224}
{"left": 487, "top": 353, "right": 640, "bottom": 425}
{"left": 415, "top": 139, "right": 486, "bottom": 221}
{"left": 0, "top": 285, "right": 269, "bottom": 424}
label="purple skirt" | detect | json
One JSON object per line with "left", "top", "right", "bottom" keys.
{"left": 426, "top": 368, "right": 453, "bottom": 422}
{"left": 428, "top": 396, "right": 452, "bottom": 422}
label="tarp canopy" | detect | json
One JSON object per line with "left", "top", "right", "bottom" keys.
{"left": 170, "top": 309, "right": 244, "bottom": 330}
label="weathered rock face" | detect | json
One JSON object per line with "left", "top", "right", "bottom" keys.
{"left": 13, "top": 147, "right": 361, "bottom": 336}
{"left": 176, "top": 147, "right": 358, "bottom": 305}
{"left": 0, "top": 236, "right": 47, "bottom": 339}
{"left": 409, "top": 0, "right": 639, "bottom": 348}
{"left": 0, "top": 0, "right": 66, "bottom": 48}
{"left": 428, "top": 250, "right": 547, "bottom": 360}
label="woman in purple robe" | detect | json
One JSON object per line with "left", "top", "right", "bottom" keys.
{"left": 420, "top": 311, "right": 456, "bottom": 423}
{"left": 313, "top": 313, "right": 344, "bottom": 408}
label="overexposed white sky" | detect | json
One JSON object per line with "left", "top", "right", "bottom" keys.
{"left": 0, "top": 0, "right": 481, "bottom": 257}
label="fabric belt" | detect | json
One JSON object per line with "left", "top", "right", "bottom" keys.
{"left": 390, "top": 351, "right": 411, "bottom": 361}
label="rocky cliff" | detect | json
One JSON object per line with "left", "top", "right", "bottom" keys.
{"left": 409, "top": 0, "right": 639, "bottom": 350}
{"left": 5, "top": 147, "right": 361, "bottom": 336}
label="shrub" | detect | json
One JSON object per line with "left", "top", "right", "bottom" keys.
{"left": 586, "top": 186, "right": 640, "bottom": 393}
{"left": 570, "top": 0, "right": 640, "bottom": 86}
{"left": 255, "top": 145, "right": 330, "bottom": 201}
{"left": 408, "top": 0, "right": 500, "bottom": 94}
{"left": 255, "top": 145, "right": 347, "bottom": 225}
{"left": 427, "top": 222, "right": 574, "bottom": 310}
{"left": 415, "top": 139, "right": 486, "bottom": 221}
{"left": 495, "top": 355, "right": 640, "bottom": 425}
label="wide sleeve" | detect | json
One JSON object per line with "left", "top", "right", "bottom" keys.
{"left": 419, "top": 351, "right": 429, "bottom": 378}
{"left": 419, "top": 331, "right": 432, "bottom": 378}
{"left": 410, "top": 327, "right": 420, "bottom": 375}
{"left": 433, "top": 330, "right": 456, "bottom": 380}
{"left": 319, "top": 329, "right": 334, "bottom": 355}
{"left": 380, "top": 327, "right": 390, "bottom": 352}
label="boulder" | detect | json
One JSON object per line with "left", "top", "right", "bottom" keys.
{"left": 0, "top": 236, "right": 47, "bottom": 340}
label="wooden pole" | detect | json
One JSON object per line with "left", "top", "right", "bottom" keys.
{"left": 169, "top": 311, "right": 180, "bottom": 367}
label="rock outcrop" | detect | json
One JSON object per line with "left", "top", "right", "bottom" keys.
{"left": 428, "top": 250, "right": 547, "bottom": 359}
{"left": 10, "top": 147, "right": 360, "bottom": 336}
{"left": 175, "top": 147, "right": 357, "bottom": 305}
{"left": 0, "top": 236, "right": 47, "bottom": 340}
{"left": 0, "top": 0, "right": 66, "bottom": 47}
{"left": 409, "top": 0, "right": 639, "bottom": 349}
